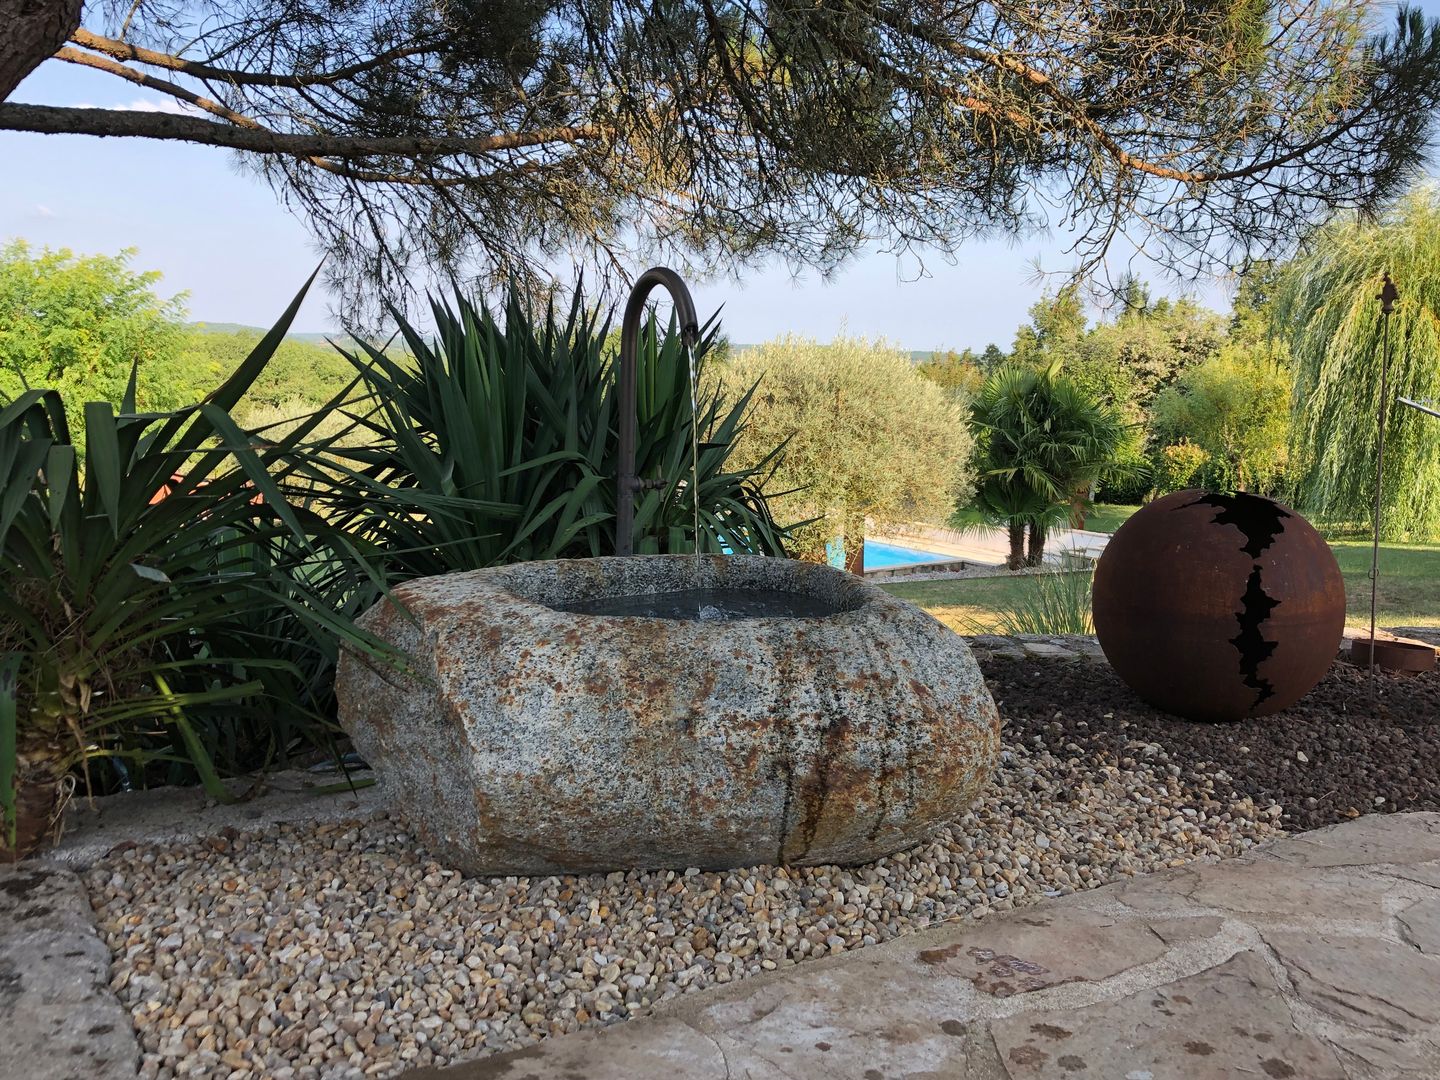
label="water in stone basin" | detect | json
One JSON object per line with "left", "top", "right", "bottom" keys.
{"left": 555, "top": 586, "right": 840, "bottom": 620}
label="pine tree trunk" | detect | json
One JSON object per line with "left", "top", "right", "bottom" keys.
{"left": 1006, "top": 522, "right": 1025, "bottom": 570}
{"left": 1026, "top": 521, "right": 1047, "bottom": 567}
{"left": 0, "top": 0, "right": 82, "bottom": 103}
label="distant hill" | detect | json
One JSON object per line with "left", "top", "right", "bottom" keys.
{"left": 188, "top": 321, "right": 349, "bottom": 346}
{"left": 190, "top": 326, "right": 944, "bottom": 359}
{"left": 726, "top": 342, "right": 938, "bottom": 362}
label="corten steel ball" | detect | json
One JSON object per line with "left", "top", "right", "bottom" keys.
{"left": 1092, "top": 489, "right": 1345, "bottom": 722}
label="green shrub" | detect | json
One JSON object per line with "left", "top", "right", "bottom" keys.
{"left": 1149, "top": 348, "right": 1292, "bottom": 495}
{"left": 1153, "top": 440, "right": 1211, "bottom": 494}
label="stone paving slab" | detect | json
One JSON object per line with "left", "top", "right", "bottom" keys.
{"left": 411, "top": 813, "right": 1440, "bottom": 1080}
{"left": 966, "top": 628, "right": 1437, "bottom": 666}
{"left": 47, "top": 767, "right": 381, "bottom": 868}
{"left": 1, "top": 861, "right": 140, "bottom": 1079}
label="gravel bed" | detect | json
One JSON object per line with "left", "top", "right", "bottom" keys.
{"left": 980, "top": 655, "right": 1440, "bottom": 832}
{"left": 85, "top": 734, "right": 1280, "bottom": 1079}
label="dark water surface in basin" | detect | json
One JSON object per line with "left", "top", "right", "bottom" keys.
{"left": 556, "top": 587, "right": 840, "bottom": 620}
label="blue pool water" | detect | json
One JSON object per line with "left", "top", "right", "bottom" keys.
{"left": 863, "top": 540, "right": 956, "bottom": 569}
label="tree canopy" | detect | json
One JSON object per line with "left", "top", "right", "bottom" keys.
{"left": 915, "top": 348, "right": 990, "bottom": 399}
{"left": 0, "top": 239, "right": 189, "bottom": 414}
{"left": 4, "top": 1, "right": 1439, "bottom": 309}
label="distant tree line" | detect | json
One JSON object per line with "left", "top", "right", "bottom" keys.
{"left": 916, "top": 187, "right": 1440, "bottom": 542}
{"left": 0, "top": 240, "right": 362, "bottom": 435}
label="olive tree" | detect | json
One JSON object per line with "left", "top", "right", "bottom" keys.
{"left": 717, "top": 335, "right": 972, "bottom": 566}
{"left": 4, "top": 2, "right": 1439, "bottom": 310}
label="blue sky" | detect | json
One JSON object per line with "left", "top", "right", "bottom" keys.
{"left": 2, "top": 3, "right": 1436, "bottom": 349}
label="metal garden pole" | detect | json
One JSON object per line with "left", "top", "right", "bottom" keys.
{"left": 1369, "top": 274, "right": 1399, "bottom": 694}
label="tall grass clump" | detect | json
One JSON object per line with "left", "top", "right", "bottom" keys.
{"left": 994, "top": 567, "right": 1096, "bottom": 636}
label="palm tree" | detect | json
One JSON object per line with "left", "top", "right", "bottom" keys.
{"left": 971, "top": 360, "right": 1133, "bottom": 568}
{"left": 1276, "top": 186, "right": 1440, "bottom": 539}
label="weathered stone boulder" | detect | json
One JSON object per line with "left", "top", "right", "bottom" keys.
{"left": 336, "top": 555, "right": 1000, "bottom": 874}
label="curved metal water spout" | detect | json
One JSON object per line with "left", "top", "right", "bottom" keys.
{"left": 616, "top": 267, "right": 701, "bottom": 556}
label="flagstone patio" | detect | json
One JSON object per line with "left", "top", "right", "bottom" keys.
{"left": 411, "top": 812, "right": 1440, "bottom": 1080}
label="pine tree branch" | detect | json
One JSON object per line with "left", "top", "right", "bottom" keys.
{"left": 0, "top": 101, "right": 603, "bottom": 159}
{"left": 68, "top": 27, "right": 440, "bottom": 89}
{"left": 52, "top": 46, "right": 486, "bottom": 186}
{"left": 1, "top": 0, "right": 82, "bottom": 101}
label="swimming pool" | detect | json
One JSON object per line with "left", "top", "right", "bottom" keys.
{"left": 863, "top": 540, "right": 957, "bottom": 569}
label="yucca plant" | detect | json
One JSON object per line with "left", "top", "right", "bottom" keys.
{"left": 624, "top": 315, "right": 790, "bottom": 556}
{"left": 320, "top": 284, "right": 788, "bottom": 575}
{"left": 0, "top": 278, "right": 394, "bottom": 859}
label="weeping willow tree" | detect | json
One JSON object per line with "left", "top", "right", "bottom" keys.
{"left": 1275, "top": 187, "right": 1440, "bottom": 540}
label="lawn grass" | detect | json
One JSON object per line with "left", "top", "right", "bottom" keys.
{"left": 882, "top": 573, "right": 1073, "bottom": 635}
{"left": 1080, "top": 503, "right": 1140, "bottom": 533}
{"left": 883, "top": 539, "right": 1440, "bottom": 634}
{"left": 1330, "top": 540, "right": 1440, "bottom": 628}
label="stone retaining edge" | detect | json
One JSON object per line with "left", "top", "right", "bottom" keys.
{"left": 1, "top": 860, "right": 143, "bottom": 1079}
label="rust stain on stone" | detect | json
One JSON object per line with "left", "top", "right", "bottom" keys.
{"left": 967, "top": 947, "right": 1065, "bottom": 996}
{"left": 1007, "top": 1045, "right": 1049, "bottom": 1066}
{"left": 1031, "top": 1024, "right": 1073, "bottom": 1040}
{"left": 917, "top": 942, "right": 965, "bottom": 965}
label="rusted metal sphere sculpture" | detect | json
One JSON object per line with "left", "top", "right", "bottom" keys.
{"left": 1092, "top": 490, "right": 1345, "bottom": 722}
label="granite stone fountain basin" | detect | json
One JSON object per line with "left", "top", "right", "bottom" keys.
{"left": 335, "top": 555, "right": 1000, "bottom": 875}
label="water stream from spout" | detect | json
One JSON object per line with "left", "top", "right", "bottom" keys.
{"left": 684, "top": 338, "right": 702, "bottom": 552}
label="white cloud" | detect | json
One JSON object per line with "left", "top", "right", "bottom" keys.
{"left": 32, "top": 204, "right": 56, "bottom": 219}
{"left": 72, "top": 97, "right": 204, "bottom": 116}
{"left": 117, "top": 97, "right": 203, "bottom": 116}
